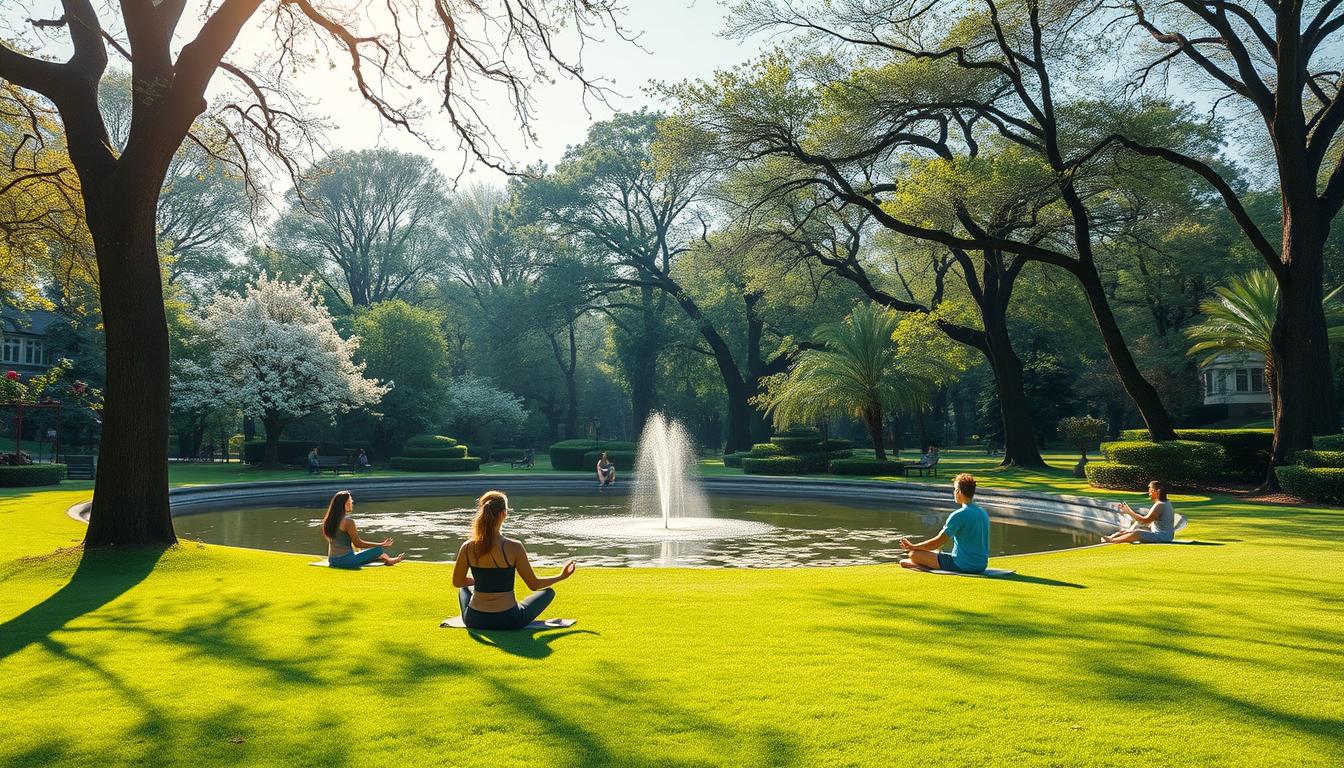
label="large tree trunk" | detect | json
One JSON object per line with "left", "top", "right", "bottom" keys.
{"left": 261, "top": 415, "right": 285, "bottom": 469}
{"left": 979, "top": 313, "right": 1046, "bottom": 468}
{"left": 1269, "top": 235, "right": 1339, "bottom": 472}
{"left": 865, "top": 403, "right": 887, "bottom": 461}
{"left": 1072, "top": 262, "right": 1178, "bottom": 441}
{"left": 84, "top": 194, "right": 176, "bottom": 548}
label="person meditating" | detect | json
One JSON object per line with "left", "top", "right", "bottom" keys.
{"left": 899, "top": 473, "right": 990, "bottom": 574}
{"left": 452, "top": 490, "right": 577, "bottom": 630}
{"left": 1103, "top": 480, "right": 1177, "bottom": 544}
{"left": 596, "top": 452, "right": 616, "bottom": 490}
{"left": 322, "top": 490, "right": 405, "bottom": 568}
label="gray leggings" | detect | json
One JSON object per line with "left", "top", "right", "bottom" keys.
{"left": 458, "top": 587, "right": 555, "bottom": 630}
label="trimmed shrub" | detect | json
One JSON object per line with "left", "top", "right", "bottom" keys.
{"left": 750, "top": 443, "right": 787, "bottom": 456}
{"left": 404, "top": 434, "right": 458, "bottom": 448}
{"left": 548, "top": 440, "right": 638, "bottom": 471}
{"left": 722, "top": 451, "right": 751, "bottom": 468}
{"left": 1099, "top": 440, "right": 1224, "bottom": 484}
{"left": 389, "top": 456, "right": 481, "bottom": 472}
{"left": 1295, "top": 450, "right": 1344, "bottom": 469}
{"left": 741, "top": 456, "right": 805, "bottom": 475}
{"left": 400, "top": 444, "right": 468, "bottom": 459}
{"left": 1119, "top": 429, "right": 1272, "bottom": 481}
{"left": 829, "top": 458, "right": 905, "bottom": 476}
{"left": 0, "top": 464, "right": 65, "bottom": 487}
{"left": 1312, "top": 433, "right": 1344, "bottom": 451}
{"left": 1084, "top": 461, "right": 1152, "bottom": 491}
{"left": 770, "top": 436, "right": 823, "bottom": 454}
{"left": 243, "top": 440, "right": 371, "bottom": 465}
{"left": 582, "top": 450, "right": 638, "bottom": 470}
{"left": 819, "top": 438, "right": 855, "bottom": 451}
{"left": 795, "top": 449, "right": 853, "bottom": 473}
{"left": 1276, "top": 465, "right": 1344, "bottom": 505}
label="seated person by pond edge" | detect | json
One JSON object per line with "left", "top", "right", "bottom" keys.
{"left": 1103, "top": 480, "right": 1177, "bottom": 544}
{"left": 596, "top": 452, "right": 616, "bottom": 489}
{"left": 452, "top": 490, "right": 577, "bottom": 630}
{"left": 899, "top": 473, "right": 990, "bottom": 574}
{"left": 322, "top": 491, "right": 406, "bottom": 567}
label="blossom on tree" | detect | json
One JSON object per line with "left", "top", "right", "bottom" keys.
{"left": 175, "top": 275, "right": 388, "bottom": 465}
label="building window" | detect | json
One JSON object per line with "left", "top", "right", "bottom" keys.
{"left": 23, "top": 339, "right": 45, "bottom": 366}
{"left": 1, "top": 336, "right": 18, "bottom": 364}
{"left": 1203, "top": 370, "right": 1214, "bottom": 396}
{"left": 1250, "top": 368, "right": 1265, "bottom": 393}
{"left": 1235, "top": 368, "right": 1249, "bottom": 392}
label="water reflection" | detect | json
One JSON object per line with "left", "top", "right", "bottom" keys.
{"left": 172, "top": 494, "right": 1098, "bottom": 568}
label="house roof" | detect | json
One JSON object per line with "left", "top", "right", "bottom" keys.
{"left": 0, "top": 306, "right": 62, "bottom": 336}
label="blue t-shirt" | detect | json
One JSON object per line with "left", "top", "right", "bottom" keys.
{"left": 943, "top": 502, "right": 990, "bottom": 572}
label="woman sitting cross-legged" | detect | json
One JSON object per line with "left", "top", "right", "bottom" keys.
{"left": 1104, "top": 480, "right": 1177, "bottom": 544}
{"left": 322, "top": 490, "right": 406, "bottom": 568}
{"left": 452, "top": 490, "right": 576, "bottom": 630}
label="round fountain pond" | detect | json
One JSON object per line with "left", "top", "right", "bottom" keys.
{"left": 171, "top": 489, "right": 1101, "bottom": 568}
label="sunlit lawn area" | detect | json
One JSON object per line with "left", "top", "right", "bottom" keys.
{"left": 2, "top": 452, "right": 1340, "bottom": 767}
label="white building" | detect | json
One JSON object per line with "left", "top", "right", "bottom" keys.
{"left": 1200, "top": 352, "right": 1271, "bottom": 417}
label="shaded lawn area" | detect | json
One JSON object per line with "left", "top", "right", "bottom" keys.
{"left": 1, "top": 454, "right": 1341, "bottom": 767}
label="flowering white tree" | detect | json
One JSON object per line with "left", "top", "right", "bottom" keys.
{"left": 176, "top": 276, "right": 388, "bottom": 467}
{"left": 443, "top": 376, "right": 528, "bottom": 449}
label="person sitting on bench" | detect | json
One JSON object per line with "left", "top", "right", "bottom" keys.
{"left": 596, "top": 452, "right": 616, "bottom": 489}
{"left": 322, "top": 490, "right": 405, "bottom": 568}
{"left": 1103, "top": 480, "right": 1176, "bottom": 544}
{"left": 453, "top": 490, "right": 577, "bottom": 630}
{"left": 899, "top": 473, "right": 989, "bottom": 574}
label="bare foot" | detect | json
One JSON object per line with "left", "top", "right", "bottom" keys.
{"left": 899, "top": 559, "right": 919, "bottom": 570}
{"left": 384, "top": 554, "right": 406, "bottom": 565}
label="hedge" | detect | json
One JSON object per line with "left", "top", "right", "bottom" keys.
{"left": 829, "top": 458, "right": 905, "bottom": 476}
{"left": 741, "top": 456, "right": 805, "bottom": 475}
{"left": 243, "top": 440, "right": 372, "bottom": 465}
{"left": 722, "top": 451, "right": 751, "bottom": 468}
{"left": 1276, "top": 465, "right": 1344, "bottom": 505}
{"left": 1083, "top": 461, "right": 1153, "bottom": 491}
{"left": 582, "top": 450, "right": 638, "bottom": 470}
{"left": 404, "top": 434, "right": 458, "bottom": 449}
{"left": 0, "top": 464, "right": 65, "bottom": 487}
{"left": 750, "top": 443, "right": 787, "bottom": 456}
{"left": 399, "top": 444, "right": 468, "bottom": 459}
{"left": 795, "top": 449, "right": 853, "bottom": 473}
{"left": 770, "top": 436, "right": 823, "bottom": 454}
{"left": 548, "top": 440, "right": 638, "bottom": 471}
{"left": 1120, "top": 428, "right": 1271, "bottom": 481}
{"left": 388, "top": 456, "right": 481, "bottom": 472}
{"left": 1099, "top": 440, "right": 1224, "bottom": 483}
{"left": 1311, "top": 433, "right": 1344, "bottom": 451}
{"left": 1294, "top": 450, "right": 1344, "bottom": 469}
{"left": 819, "top": 438, "right": 856, "bottom": 451}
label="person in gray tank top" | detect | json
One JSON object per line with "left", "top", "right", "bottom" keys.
{"left": 1104, "top": 480, "right": 1177, "bottom": 544}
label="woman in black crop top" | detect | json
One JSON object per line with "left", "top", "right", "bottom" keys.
{"left": 451, "top": 490, "right": 577, "bottom": 630}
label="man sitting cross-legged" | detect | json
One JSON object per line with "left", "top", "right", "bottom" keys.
{"left": 899, "top": 473, "right": 990, "bottom": 574}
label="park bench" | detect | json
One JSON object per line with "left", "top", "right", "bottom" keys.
{"left": 314, "top": 456, "right": 353, "bottom": 476}
{"left": 509, "top": 449, "right": 535, "bottom": 469}
{"left": 63, "top": 454, "right": 96, "bottom": 480}
{"left": 905, "top": 452, "right": 940, "bottom": 477}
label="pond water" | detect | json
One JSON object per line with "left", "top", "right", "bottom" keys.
{"left": 172, "top": 493, "right": 1098, "bottom": 568}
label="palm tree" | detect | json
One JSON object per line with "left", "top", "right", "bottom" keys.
{"left": 759, "top": 303, "right": 945, "bottom": 461}
{"left": 1185, "top": 270, "right": 1344, "bottom": 428}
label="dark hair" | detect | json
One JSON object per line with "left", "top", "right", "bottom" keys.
{"left": 954, "top": 473, "right": 977, "bottom": 499}
{"left": 1148, "top": 480, "right": 1169, "bottom": 501}
{"left": 322, "top": 491, "right": 351, "bottom": 539}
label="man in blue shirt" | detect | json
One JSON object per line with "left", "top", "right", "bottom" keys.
{"left": 899, "top": 473, "right": 990, "bottom": 574}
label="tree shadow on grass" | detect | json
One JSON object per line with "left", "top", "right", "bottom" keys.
{"left": 0, "top": 547, "right": 162, "bottom": 663}
{"left": 466, "top": 627, "right": 600, "bottom": 659}
{"left": 996, "top": 573, "right": 1087, "bottom": 588}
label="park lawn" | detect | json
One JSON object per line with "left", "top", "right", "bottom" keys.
{"left": 1, "top": 455, "right": 1341, "bottom": 767}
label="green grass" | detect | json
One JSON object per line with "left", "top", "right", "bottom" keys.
{"left": 2, "top": 452, "right": 1342, "bottom": 767}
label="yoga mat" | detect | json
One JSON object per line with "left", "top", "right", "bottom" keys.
{"left": 308, "top": 560, "right": 385, "bottom": 568}
{"left": 440, "top": 617, "right": 576, "bottom": 629}
{"left": 914, "top": 567, "right": 1016, "bottom": 578}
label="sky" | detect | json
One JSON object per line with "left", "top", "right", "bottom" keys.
{"left": 232, "top": 1, "right": 758, "bottom": 180}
